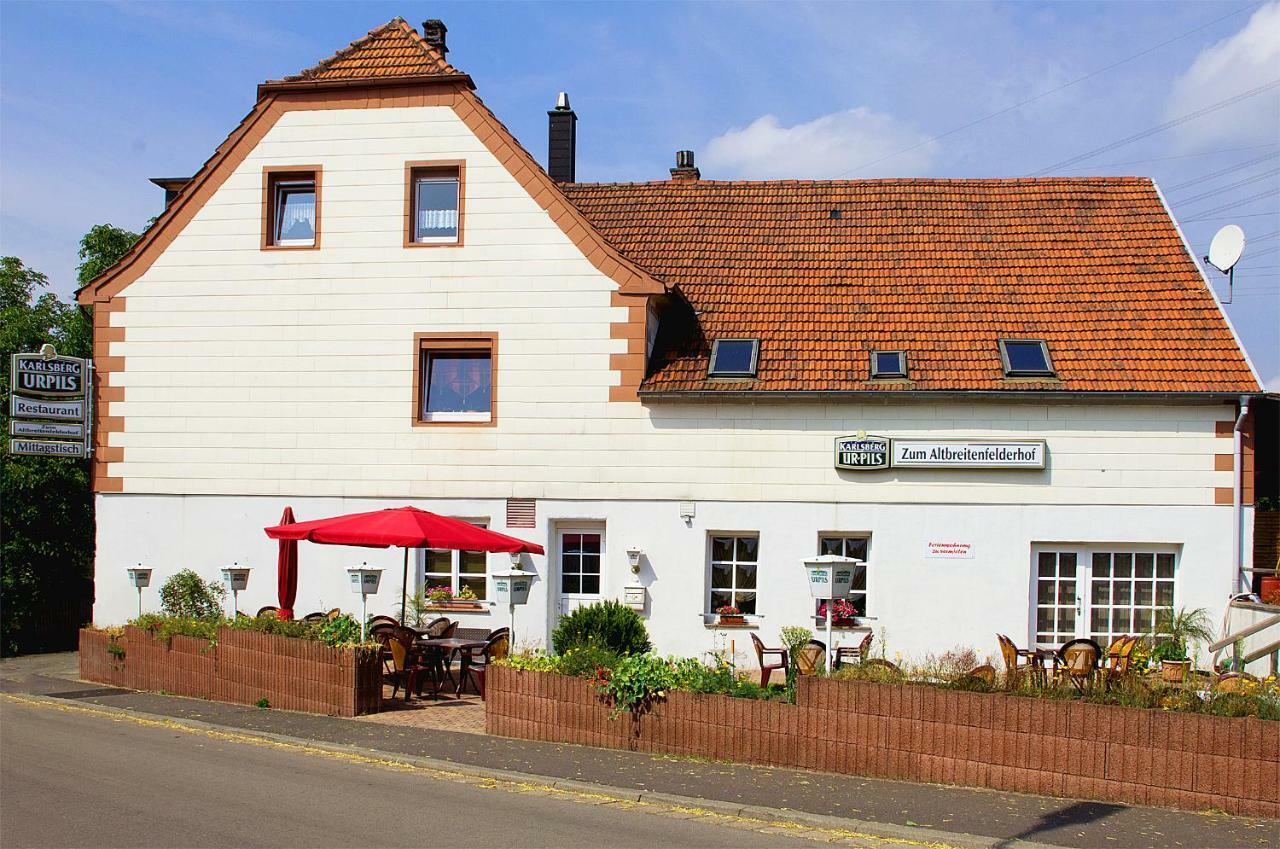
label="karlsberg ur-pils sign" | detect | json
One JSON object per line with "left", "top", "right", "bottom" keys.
{"left": 835, "top": 434, "right": 1046, "bottom": 471}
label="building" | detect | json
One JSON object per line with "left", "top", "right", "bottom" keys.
{"left": 78, "top": 19, "right": 1264, "bottom": 664}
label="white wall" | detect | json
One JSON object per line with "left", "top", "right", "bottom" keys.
{"left": 94, "top": 493, "right": 1236, "bottom": 666}
{"left": 101, "top": 104, "right": 1239, "bottom": 506}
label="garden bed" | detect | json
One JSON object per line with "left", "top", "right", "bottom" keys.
{"left": 485, "top": 667, "right": 1279, "bottom": 817}
{"left": 79, "top": 625, "right": 382, "bottom": 716}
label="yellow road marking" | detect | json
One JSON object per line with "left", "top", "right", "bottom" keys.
{"left": 1, "top": 693, "right": 961, "bottom": 849}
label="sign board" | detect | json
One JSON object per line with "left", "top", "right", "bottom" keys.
{"left": 221, "top": 567, "right": 251, "bottom": 591}
{"left": 924, "top": 541, "right": 975, "bottom": 560}
{"left": 802, "top": 555, "right": 860, "bottom": 600}
{"left": 8, "top": 349, "right": 92, "bottom": 458}
{"left": 10, "top": 420, "right": 85, "bottom": 438}
{"left": 494, "top": 571, "right": 532, "bottom": 606}
{"left": 891, "top": 439, "right": 1046, "bottom": 469}
{"left": 834, "top": 434, "right": 890, "bottom": 470}
{"left": 347, "top": 568, "right": 383, "bottom": 595}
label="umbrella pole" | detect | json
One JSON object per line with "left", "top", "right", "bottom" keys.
{"left": 401, "top": 548, "right": 410, "bottom": 625}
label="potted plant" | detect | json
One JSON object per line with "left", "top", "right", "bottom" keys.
{"left": 452, "top": 586, "right": 484, "bottom": 609}
{"left": 426, "top": 585, "right": 453, "bottom": 606}
{"left": 817, "top": 598, "right": 860, "bottom": 627}
{"left": 1151, "top": 606, "right": 1214, "bottom": 683}
{"left": 715, "top": 605, "right": 745, "bottom": 626}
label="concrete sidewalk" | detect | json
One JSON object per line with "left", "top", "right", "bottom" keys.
{"left": 2, "top": 653, "right": 1275, "bottom": 849}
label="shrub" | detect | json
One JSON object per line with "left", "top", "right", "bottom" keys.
{"left": 132, "top": 612, "right": 219, "bottom": 643}
{"left": 551, "top": 599, "right": 650, "bottom": 656}
{"left": 601, "top": 653, "right": 676, "bottom": 716}
{"left": 158, "top": 570, "right": 225, "bottom": 619}
{"left": 556, "top": 644, "right": 623, "bottom": 678}
{"left": 227, "top": 614, "right": 315, "bottom": 640}
{"left": 315, "top": 613, "right": 362, "bottom": 646}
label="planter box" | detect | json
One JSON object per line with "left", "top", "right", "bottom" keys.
{"left": 485, "top": 667, "right": 1279, "bottom": 817}
{"left": 79, "top": 626, "right": 382, "bottom": 717}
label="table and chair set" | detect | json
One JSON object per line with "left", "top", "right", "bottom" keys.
{"left": 998, "top": 633, "right": 1143, "bottom": 692}
{"left": 369, "top": 616, "right": 510, "bottom": 701}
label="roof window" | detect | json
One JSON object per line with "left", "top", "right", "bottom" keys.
{"left": 870, "top": 350, "right": 907, "bottom": 379}
{"left": 708, "top": 338, "right": 759, "bottom": 378}
{"left": 999, "top": 340, "right": 1055, "bottom": 377}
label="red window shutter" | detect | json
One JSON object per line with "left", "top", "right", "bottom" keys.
{"left": 506, "top": 498, "right": 535, "bottom": 529}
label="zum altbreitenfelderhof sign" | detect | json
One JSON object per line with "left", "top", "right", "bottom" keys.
{"left": 8, "top": 346, "right": 93, "bottom": 458}
{"left": 835, "top": 435, "right": 1046, "bottom": 471}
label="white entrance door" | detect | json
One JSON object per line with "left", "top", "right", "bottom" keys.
{"left": 1032, "top": 546, "right": 1178, "bottom": 648}
{"left": 555, "top": 526, "right": 604, "bottom": 620}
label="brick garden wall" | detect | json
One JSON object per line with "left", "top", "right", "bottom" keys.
{"left": 485, "top": 667, "right": 1278, "bottom": 817}
{"left": 79, "top": 625, "right": 382, "bottom": 716}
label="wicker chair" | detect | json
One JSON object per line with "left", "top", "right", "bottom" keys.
{"left": 300, "top": 611, "right": 327, "bottom": 624}
{"left": 833, "top": 632, "right": 873, "bottom": 669}
{"left": 997, "top": 634, "right": 1038, "bottom": 688}
{"left": 1058, "top": 638, "right": 1102, "bottom": 693}
{"left": 460, "top": 631, "right": 510, "bottom": 699}
{"left": 381, "top": 626, "right": 430, "bottom": 701}
{"left": 256, "top": 606, "right": 280, "bottom": 619}
{"left": 1213, "top": 671, "right": 1258, "bottom": 694}
{"left": 794, "top": 640, "right": 827, "bottom": 676}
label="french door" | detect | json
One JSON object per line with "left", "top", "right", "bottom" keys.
{"left": 1032, "top": 545, "right": 1178, "bottom": 648}
{"left": 555, "top": 526, "right": 604, "bottom": 619}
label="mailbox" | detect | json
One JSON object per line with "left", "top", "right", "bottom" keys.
{"left": 126, "top": 566, "right": 153, "bottom": 588}
{"left": 493, "top": 569, "right": 532, "bottom": 606}
{"left": 802, "top": 555, "right": 859, "bottom": 600}
{"left": 221, "top": 566, "right": 250, "bottom": 592}
{"left": 623, "top": 585, "right": 646, "bottom": 611}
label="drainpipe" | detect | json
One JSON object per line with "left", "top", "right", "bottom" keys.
{"left": 1232, "top": 396, "right": 1251, "bottom": 595}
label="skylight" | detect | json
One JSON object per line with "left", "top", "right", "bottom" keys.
{"left": 870, "top": 350, "right": 907, "bottom": 379}
{"left": 708, "top": 339, "right": 759, "bottom": 378}
{"left": 999, "top": 340, "right": 1055, "bottom": 377}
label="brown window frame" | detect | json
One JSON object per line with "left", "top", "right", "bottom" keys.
{"left": 412, "top": 332, "right": 497, "bottom": 427}
{"left": 261, "top": 166, "right": 322, "bottom": 250}
{"left": 404, "top": 160, "right": 465, "bottom": 248}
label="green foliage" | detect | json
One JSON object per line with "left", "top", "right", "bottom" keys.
{"left": 1152, "top": 606, "right": 1214, "bottom": 662}
{"left": 779, "top": 625, "right": 814, "bottom": 699}
{"left": 555, "top": 644, "right": 623, "bottom": 678}
{"left": 671, "top": 653, "right": 786, "bottom": 701}
{"left": 601, "top": 653, "right": 677, "bottom": 717}
{"left": 158, "top": 570, "right": 226, "bottom": 620}
{"left": 499, "top": 648, "right": 560, "bottom": 673}
{"left": 551, "top": 599, "right": 651, "bottom": 656}
{"left": 226, "top": 614, "right": 316, "bottom": 640}
{"left": 254, "top": 698, "right": 270, "bottom": 709}
{"left": 76, "top": 224, "right": 141, "bottom": 288}
{"left": 133, "top": 612, "right": 220, "bottom": 643}
{"left": 316, "top": 613, "right": 361, "bottom": 646}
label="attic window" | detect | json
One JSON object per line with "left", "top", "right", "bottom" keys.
{"left": 999, "top": 340, "right": 1055, "bottom": 377}
{"left": 870, "top": 350, "right": 907, "bottom": 379}
{"left": 708, "top": 338, "right": 759, "bottom": 378}
{"left": 264, "top": 169, "right": 320, "bottom": 249}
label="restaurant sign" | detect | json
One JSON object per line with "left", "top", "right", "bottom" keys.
{"left": 835, "top": 435, "right": 1046, "bottom": 471}
{"left": 834, "top": 434, "right": 890, "bottom": 470}
{"left": 8, "top": 347, "right": 92, "bottom": 458}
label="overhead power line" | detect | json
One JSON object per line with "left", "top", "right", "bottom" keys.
{"left": 829, "top": 1, "right": 1264, "bottom": 178}
{"left": 1172, "top": 168, "right": 1280, "bottom": 206}
{"left": 1181, "top": 196, "right": 1280, "bottom": 222}
{"left": 1165, "top": 153, "right": 1279, "bottom": 191}
{"left": 1032, "top": 78, "right": 1280, "bottom": 175}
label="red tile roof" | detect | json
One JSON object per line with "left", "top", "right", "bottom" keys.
{"left": 562, "top": 177, "right": 1258, "bottom": 394}
{"left": 277, "top": 18, "right": 462, "bottom": 83}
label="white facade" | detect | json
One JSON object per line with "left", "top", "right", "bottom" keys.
{"left": 89, "top": 101, "right": 1248, "bottom": 666}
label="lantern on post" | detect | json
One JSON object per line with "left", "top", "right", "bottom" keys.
{"left": 220, "top": 564, "right": 251, "bottom": 618}
{"left": 802, "top": 555, "right": 860, "bottom": 670}
{"left": 125, "top": 565, "right": 152, "bottom": 618}
{"left": 347, "top": 564, "right": 382, "bottom": 641}
{"left": 492, "top": 566, "right": 533, "bottom": 647}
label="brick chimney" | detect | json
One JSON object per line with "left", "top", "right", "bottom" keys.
{"left": 421, "top": 19, "right": 448, "bottom": 56}
{"left": 670, "top": 150, "right": 700, "bottom": 182}
{"left": 547, "top": 92, "right": 577, "bottom": 183}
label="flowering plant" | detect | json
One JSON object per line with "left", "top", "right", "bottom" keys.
{"left": 817, "top": 599, "right": 860, "bottom": 622}
{"left": 456, "top": 586, "right": 478, "bottom": 601}
{"left": 715, "top": 605, "right": 742, "bottom": 616}
{"left": 426, "top": 585, "right": 453, "bottom": 603}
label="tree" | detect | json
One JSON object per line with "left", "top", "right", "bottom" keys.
{"left": 1, "top": 224, "right": 139, "bottom": 655}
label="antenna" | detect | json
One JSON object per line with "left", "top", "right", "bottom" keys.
{"left": 1204, "top": 224, "right": 1246, "bottom": 304}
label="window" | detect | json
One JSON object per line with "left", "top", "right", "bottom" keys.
{"left": 869, "top": 350, "right": 907, "bottom": 379}
{"left": 406, "top": 162, "right": 463, "bottom": 245}
{"left": 709, "top": 535, "right": 758, "bottom": 614}
{"left": 414, "top": 334, "right": 496, "bottom": 425}
{"left": 560, "top": 532, "right": 602, "bottom": 596}
{"left": 707, "top": 338, "right": 759, "bottom": 378}
{"left": 423, "top": 529, "right": 488, "bottom": 600}
{"left": 818, "top": 535, "right": 870, "bottom": 615}
{"left": 1032, "top": 545, "right": 1178, "bottom": 649}
{"left": 999, "top": 339, "right": 1054, "bottom": 377}
{"left": 264, "top": 169, "right": 319, "bottom": 248}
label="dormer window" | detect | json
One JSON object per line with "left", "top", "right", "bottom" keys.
{"left": 708, "top": 338, "right": 759, "bottom": 378}
{"left": 1000, "top": 340, "right": 1055, "bottom": 377}
{"left": 264, "top": 168, "right": 319, "bottom": 249}
{"left": 870, "top": 350, "right": 907, "bottom": 379}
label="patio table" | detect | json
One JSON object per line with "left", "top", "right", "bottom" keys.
{"left": 417, "top": 637, "right": 487, "bottom": 698}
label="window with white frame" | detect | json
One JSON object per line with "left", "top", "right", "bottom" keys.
{"left": 818, "top": 535, "right": 870, "bottom": 615}
{"left": 709, "top": 535, "right": 758, "bottom": 614}
{"left": 266, "top": 171, "right": 318, "bottom": 247}
{"left": 422, "top": 525, "right": 488, "bottom": 600}
{"left": 409, "top": 165, "right": 460, "bottom": 244}
{"left": 1032, "top": 545, "right": 1178, "bottom": 648}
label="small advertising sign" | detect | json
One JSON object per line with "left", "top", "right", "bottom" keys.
{"left": 834, "top": 434, "right": 890, "bottom": 470}
{"left": 12, "top": 354, "right": 85, "bottom": 396}
{"left": 803, "top": 555, "right": 860, "bottom": 600}
{"left": 10, "top": 420, "right": 85, "bottom": 438}
{"left": 9, "top": 394, "right": 84, "bottom": 421}
{"left": 892, "top": 439, "right": 1045, "bottom": 469}
{"left": 924, "top": 541, "right": 976, "bottom": 560}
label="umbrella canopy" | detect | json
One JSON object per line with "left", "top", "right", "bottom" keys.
{"left": 264, "top": 506, "right": 544, "bottom": 554}
{"left": 275, "top": 506, "right": 298, "bottom": 620}
{"left": 264, "top": 506, "right": 544, "bottom": 623}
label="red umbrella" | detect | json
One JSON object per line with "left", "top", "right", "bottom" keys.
{"left": 264, "top": 506, "right": 544, "bottom": 622}
{"left": 276, "top": 506, "right": 298, "bottom": 619}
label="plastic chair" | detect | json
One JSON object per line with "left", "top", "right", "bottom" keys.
{"left": 749, "top": 633, "right": 787, "bottom": 688}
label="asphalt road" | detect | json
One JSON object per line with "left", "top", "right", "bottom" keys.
{"left": 0, "top": 698, "right": 829, "bottom": 849}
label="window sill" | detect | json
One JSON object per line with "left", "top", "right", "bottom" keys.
{"left": 424, "top": 604, "right": 490, "bottom": 614}
{"left": 704, "top": 622, "right": 758, "bottom": 630}
{"left": 262, "top": 242, "right": 318, "bottom": 251}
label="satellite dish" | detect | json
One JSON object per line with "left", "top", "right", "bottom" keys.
{"left": 1207, "top": 225, "right": 1245, "bottom": 273}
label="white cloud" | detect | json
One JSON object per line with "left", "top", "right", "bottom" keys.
{"left": 1166, "top": 2, "right": 1280, "bottom": 150}
{"left": 702, "top": 108, "right": 938, "bottom": 179}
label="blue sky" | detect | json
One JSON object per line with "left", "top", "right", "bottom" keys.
{"left": 2, "top": 1, "right": 1277, "bottom": 385}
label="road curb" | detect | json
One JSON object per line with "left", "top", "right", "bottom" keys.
{"left": 3, "top": 692, "right": 1055, "bottom": 849}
